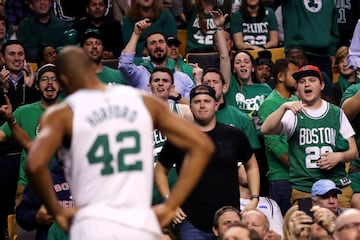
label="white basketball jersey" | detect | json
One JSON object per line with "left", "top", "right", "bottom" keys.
{"left": 61, "top": 86, "right": 160, "bottom": 233}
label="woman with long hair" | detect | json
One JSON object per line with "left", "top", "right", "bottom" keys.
{"left": 183, "top": 0, "right": 219, "bottom": 53}
{"left": 122, "top": 0, "right": 177, "bottom": 55}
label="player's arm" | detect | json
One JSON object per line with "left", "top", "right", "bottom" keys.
{"left": 26, "top": 103, "right": 75, "bottom": 232}
{"left": 178, "top": 104, "right": 194, "bottom": 121}
{"left": 154, "top": 161, "right": 171, "bottom": 199}
{"left": 261, "top": 101, "right": 304, "bottom": 135}
{"left": 143, "top": 94, "right": 214, "bottom": 226}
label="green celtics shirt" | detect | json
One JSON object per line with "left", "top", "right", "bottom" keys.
{"left": 185, "top": 4, "right": 217, "bottom": 53}
{"left": 224, "top": 74, "right": 272, "bottom": 130}
{"left": 152, "top": 103, "right": 181, "bottom": 204}
{"left": 97, "top": 66, "right": 126, "bottom": 85}
{"left": 258, "top": 90, "right": 298, "bottom": 181}
{"left": 1, "top": 102, "right": 46, "bottom": 186}
{"left": 283, "top": 101, "right": 352, "bottom": 192}
{"left": 282, "top": 0, "right": 339, "bottom": 56}
{"left": 216, "top": 103, "right": 261, "bottom": 150}
{"left": 230, "top": 7, "right": 278, "bottom": 47}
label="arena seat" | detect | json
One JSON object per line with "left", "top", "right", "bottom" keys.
{"left": 186, "top": 52, "right": 219, "bottom": 70}
{"left": 247, "top": 47, "right": 285, "bottom": 63}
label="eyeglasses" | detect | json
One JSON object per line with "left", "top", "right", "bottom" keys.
{"left": 39, "top": 76, "right": 57, "bottom": 82}
{"left": 337, "top": 222, "right": 360, "bottom": 232}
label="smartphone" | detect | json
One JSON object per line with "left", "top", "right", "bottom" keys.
{"left": 298, "top": 197, "right": 314, "bottom": 219}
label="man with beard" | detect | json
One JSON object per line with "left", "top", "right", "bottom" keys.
{"left": 0, "top": 63, "right": 61, "bottom": 204}
{"left": 155, "top": 85, "right": 260, "bottom": 239}
{"left": 119, "top": 18, "right": 195, "bottom": 101}
{"left": 258, "top": 58, "right": 299, "bottom": 216}
{"left": 80, "top": 29, "right": 125, "bottom": 85}
{"left": 74, "top": 0, "right": 123, "bottom": 59}
{"left": 16, "top": 0, "right": 71, "bottom": 62}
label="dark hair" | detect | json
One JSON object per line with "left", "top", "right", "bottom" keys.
{"left": 0, "top": 14, "right": 9, "bottom": 33}
{"left": 37, "top": 44, "right": 56, "bottom": 67}
{"left": 272, "top": 58, "right": 297, "bottom": 83}
{"left": 285, "top": 46, "right": 305, "bottom": 58}
{"left": 86, "top": 0, "right": 108, "bottom": 6}
{"left": 144, "top": 31, "right": 167, "bottom": 48}
{"left": 234, "top": 50, "right": 255, "bottom": 65}
{"left": 255, "top": 50, "right": 273, "bottom": 67}
{"left": 213, "top": 206, "right": 241, "bottom": 229}
{"left": 240, "top": 0, "right": 266, "bottom": 22}
{"left": 150, "top": 66, "right": 174, "bottom": 84}
{"left": 1, "top": 40, "right": 24, "bottom": 55}
{"left": 202, "top": 67, "right": 226, "bottom": 85}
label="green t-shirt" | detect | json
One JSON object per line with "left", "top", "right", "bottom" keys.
{"left": 0, "top": 102, "right": 45, "bottom": 186}
{"left": 225, "top": 75, "right": 272, "bottom": 114}
{"left": 337, "top": 74, "right": 360, "bottom": 95}
{"left": 282, "top": 0, "right": 339, "bottom": 56}
{"left": 185, "top": 4, "right": 217, "bottom": 53}
{"left": 48, "top": 222, "right": 68, "bottom": 240}
{"left": 224, "top": 75, "right": 272, "bottom": 131}
{"left": 97, "top": 66, "right": 126, "bottom": 85}
{"left": 17, "top": 16, "right": 72, "bottom": 61}
{"left": 122, "top": 10, "right": 177, "bottom": 55}
{"left": 230, "top": 7, "right": 278, "bottom": 47}
{"left": 216, "top": 103, "right": 261, "bottom": 150}
{"left": 258, "top": 90, "right": 298, "bottom": 180}
{"left": 287, "top": 103, "right": 349, "bottom": 192}
{"left": 341, "top": 83, "right": 360, "bottom": 168}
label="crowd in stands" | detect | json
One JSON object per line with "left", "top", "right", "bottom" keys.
{"left": 0, "top": 0, "right": 360, "bottom": 239}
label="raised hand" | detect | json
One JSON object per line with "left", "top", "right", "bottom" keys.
{"left": 210, "top": 9, "right": 228, "bottom": 28}
{"left": 23, "top": 62, "right": 35, "bottom": 88}
{"left": 134, "top": 18, "right": 152, "bottom": 35}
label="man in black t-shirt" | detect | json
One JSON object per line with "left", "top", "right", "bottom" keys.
{"left": 155, "top": 85, "right": 260, "bottom": 239}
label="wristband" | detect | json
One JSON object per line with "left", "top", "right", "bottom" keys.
{"left": 169, "top": 93, "right": 182, "bottom": 102}
{"left": 8, "top": 117, "right": 16, "bottom": 127}
{"left": 250, "top": 195, "right": 259, "bottom": 200}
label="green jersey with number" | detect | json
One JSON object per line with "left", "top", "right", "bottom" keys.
{"left": 61, "top": 86, "right": 161, "bottom": 234}
{"left": 288, "top": 103, "right": 349, "bottom": 192}
{"left": 230, "top": 7, "right": 278, "bottom": 47}
{"left": 185, "top": 4, "right": 217, "bottom": 53}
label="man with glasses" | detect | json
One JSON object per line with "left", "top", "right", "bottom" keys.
{"left": 0, "top": 63, "right": 60, "bottom": 203}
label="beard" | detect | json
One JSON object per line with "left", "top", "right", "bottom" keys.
{"left": 150, "top": 49, "right": 167, "bottom": 64}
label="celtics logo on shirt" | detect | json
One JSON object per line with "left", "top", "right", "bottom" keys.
{"left": 304, "top": 0, "right": 322, "bottom": 13}
{"left": 235, "top": 92, "right": 265, "bottom": 112}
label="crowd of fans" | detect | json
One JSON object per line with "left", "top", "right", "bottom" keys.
{"left": 0, "top": 0, "right": 360, "bottom": 239}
